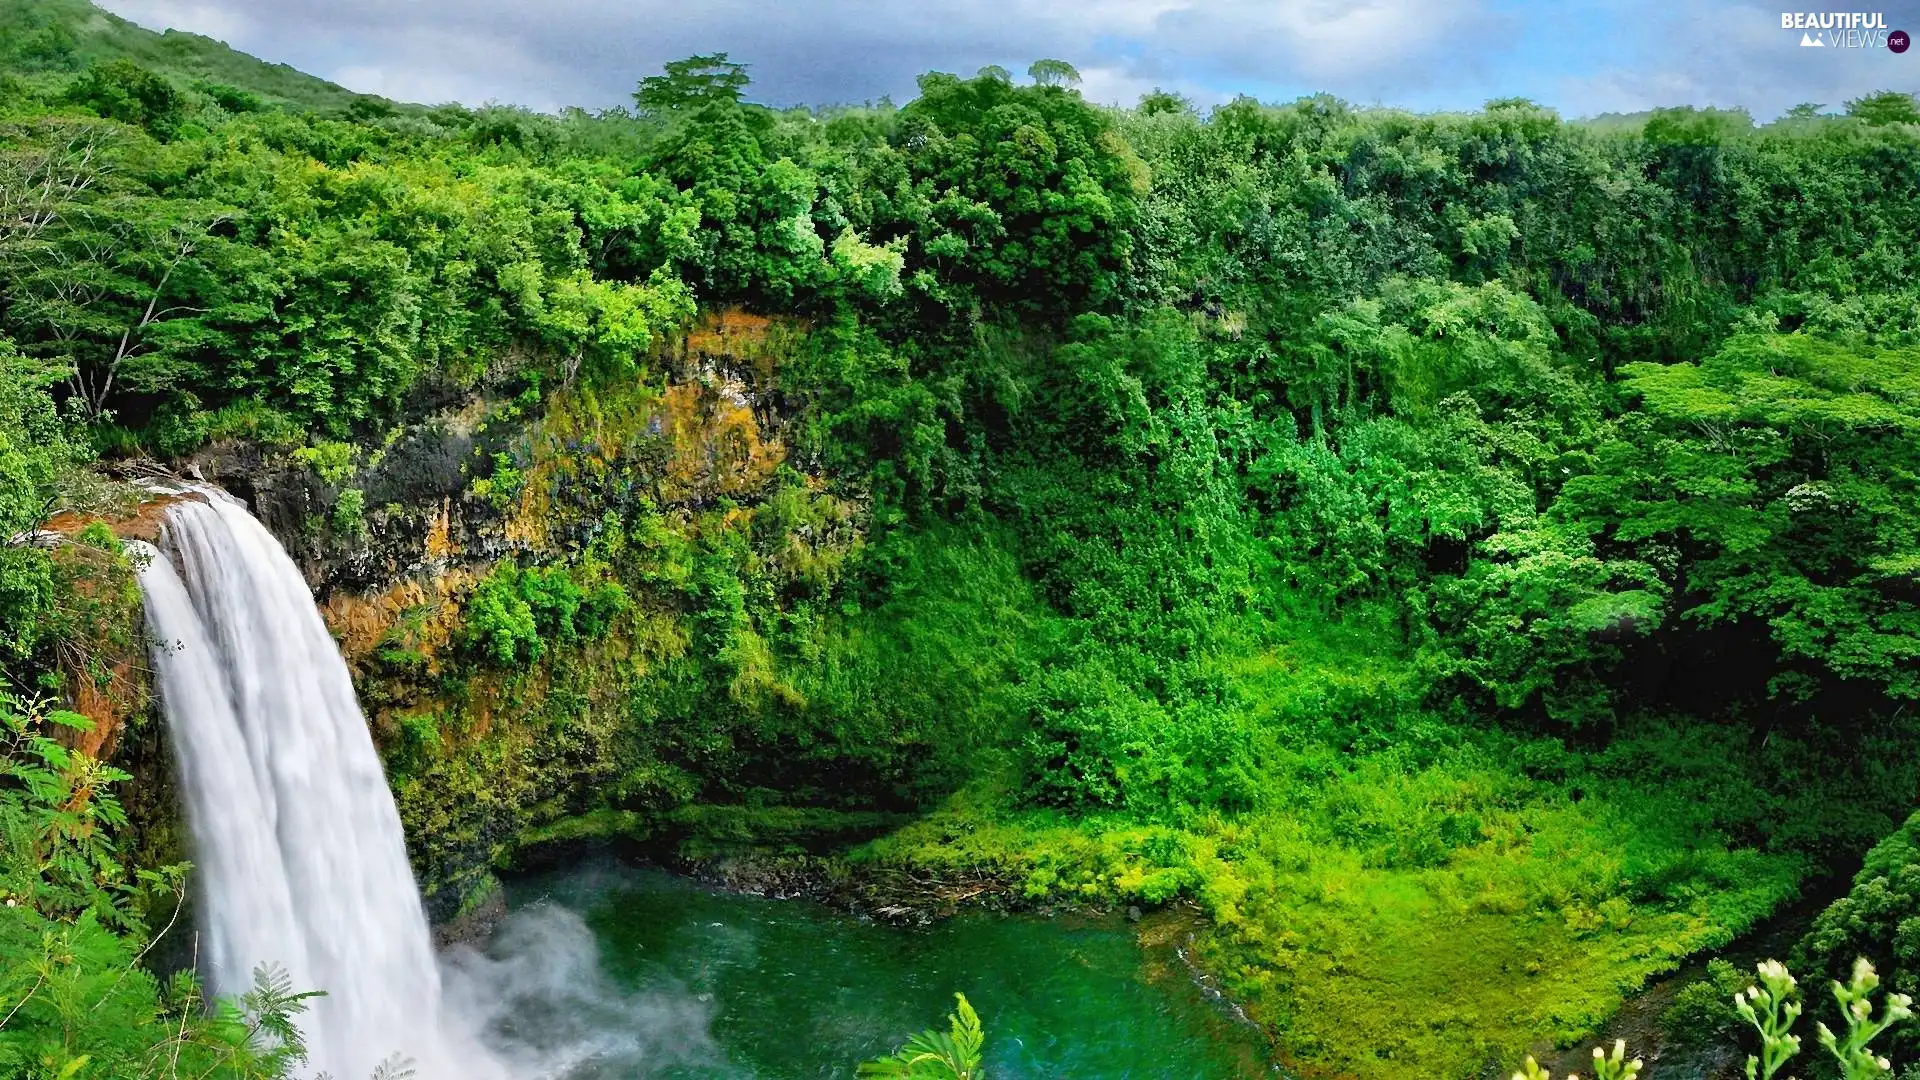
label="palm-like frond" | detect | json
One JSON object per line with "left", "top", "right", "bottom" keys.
{"left": 856, "top": 993, "right": 985, "bottom": 1080}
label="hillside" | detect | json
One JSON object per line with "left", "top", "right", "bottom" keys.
{"left": 0, "top": 0, "right": 378, "bottom": 110}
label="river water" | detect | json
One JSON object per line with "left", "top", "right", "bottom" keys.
{"left": 457, "top": 861, "right": 1275, "bottom": 1079}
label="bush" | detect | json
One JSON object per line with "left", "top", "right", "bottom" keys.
{"left": 1662, "top": 958, "right": 1749, "bottom": 1047}
{"left": 294, "top": 441, "right": 357, "bottom": 485}
{"left": 0, "top": 342, "right": 75, "bottom": 662}
{"left": 63, "top": 59, "right": 189, "bottom": 137}
{"left": 1017, "top": 659, "right": 1155, "bottom": 810}
{"left": 332, "top": 487, "right": 367, "bottom": 537}
{"left": 1796, "top": 810, "right": 1920, "bottom": 1061}
{"left": 461, "top": 566, "right": 543, "bottom": 666}
{"left": 458, "top": 562, "right": 627, "bottom": 668}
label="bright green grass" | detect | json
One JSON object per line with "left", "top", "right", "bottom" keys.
{"left": 860, "top": 741, "right": 1799, "bottom": 1076}
{"left": 848, "top": 602, "right": 1806, "bottom": 1079}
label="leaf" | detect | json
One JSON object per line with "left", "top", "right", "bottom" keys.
{"left": 856, "top": 993, "right": 986, "bottom": 1079}
{"left": 42, "top": 711, "right": 93, "bottom": 734}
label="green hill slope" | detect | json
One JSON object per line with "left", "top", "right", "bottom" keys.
{"left": 0, "top": 0, "right": 375, "bottom": 110}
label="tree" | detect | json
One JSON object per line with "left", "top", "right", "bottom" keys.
{"left": 642, "top": 105, "right": 829, "bottom": 303}
{"left": 889, "top": 67, "right": 1141, "bottom": 313}
{"left": 1643, "top": 105, "right": 1754, "bottom": 146}
{"left": 62, "top": 59, "right": 190, "bottom": 139}
{"left": 1784, "top": 101, "right": 1826, "bottom": 120}
{"left": 0, "top": 118, "right": 239, "bottom": 421}
{"left": 5, "top": 188, "right": 235, "bottom": 420}
{"left": 0, "top": 118, "right": 116, "bottom": 261}
{"left": 1844, "top": 90, "right": 1920, "bottom": 125}
{"left": 1558, "top": 334, "right": 1920, "bottom": 703}
{"left": 1137, "top": 88, "right": 1193, "bottom": 116}
{"left": 634, "top": 53, "right": 751, "bottom": 114}
{"left": 1026, "top": 58, "right": 1081, "bottom": 88}
{"left": 70, "top": 203, "right": 233, "bottom": 418}
{"left": 0, "top": 339, "right": 72, "bottom": 662}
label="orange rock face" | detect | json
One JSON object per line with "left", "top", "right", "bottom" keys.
{"left": 501, "top": 309, "right": 803, "bottom": 551}
{"left": 42, "top": 492, "right": 189, "bottom": 543}
{"left": 320, "top": 567, "right": 478, "bottom": 677}
{"left": 652, "top": 378, "right": 787, "bottom": 507}
{"left": 34, "top": 539, "right": 152, "bottom": 761}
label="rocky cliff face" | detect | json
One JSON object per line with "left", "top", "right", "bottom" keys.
{"left": 186, "top": 308, "right": 808, "bottom": 599}
{"left": 89, "top": 309, "right": 875, "bottom": 924}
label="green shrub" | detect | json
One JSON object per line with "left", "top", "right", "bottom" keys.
{"left": 461, "top": 567, "right": 543, "bottom": 666}
{"left": 63, "top": 59, "right": 189, "bottom": 137}
{"left": 332, "top": 487, "right": 367, "bottom": 537}
{"left": 294, "top": 441, "right": 357, "bottom": 485}
{"left": 1796, "top": 811, "right": 1920, "bottom": 1062}
{"left": 1017, "top": 659, "right": 1155, "bottom": 810}
{"left": 1663, "top": 958, "right": 1749, "bottom": 1047}
{"left": 458, "top": 561, "right": 626, "bottom": 668}
{"left": 469, "top": 453, "right": 524, "bottom": 511}
{"left": 0, "top": 342, "right": 74, "bottom": 662}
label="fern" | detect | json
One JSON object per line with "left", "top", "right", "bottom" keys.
{"left": 367, "top": 1053, "right": 419, "bottom": 1080}
{"left": 234, "top": 962, "right": 327, "bottom": 1071}
{"left": 0, "top": 696, "right": 135, "bottom": 921}
{"left": 857, "top": 993, "right": 985, "bottom": 1080}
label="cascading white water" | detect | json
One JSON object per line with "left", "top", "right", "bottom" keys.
{"left": 135, "top": 489, "right": 506, "bottom": 1080}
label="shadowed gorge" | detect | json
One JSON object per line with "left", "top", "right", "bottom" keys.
{"left": 4, "top": 8, "right": 1920, "bottom": 1078}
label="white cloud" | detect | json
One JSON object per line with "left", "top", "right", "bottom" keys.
{"left": 1563, "top": 0, "right": 1920, "bottom": 119}
{"left": 331, "top": 27, "right": 581, "bottom": 108}
{"left": 1075, "top": 64, "right": 1228, "bottom": 110}
{"left": 1560, "top": 68, "right": 1708, "bottom": 116}
{"left": 94, "top": 0, "right": 253, "bottom": 47}
{"left": 91, "top": 0, "right": 1498, "bottom": 110}
{"left": 1152, "top": 0, "right": 1493, "bottom": 82}
{"left": 84, "top": 0, "right": 1920, "bottom": 118}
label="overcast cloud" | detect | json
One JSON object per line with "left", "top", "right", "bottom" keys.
{"left": 94, "top": 0, "right": 1920, "bottom": 119}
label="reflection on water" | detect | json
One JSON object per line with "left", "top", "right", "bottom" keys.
{"left": 453, "top": 859, "right": 1274, "bottom": 1079}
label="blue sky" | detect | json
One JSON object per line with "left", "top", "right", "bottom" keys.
{"left": 96, "top": 0, "right": 1920, "bottom": 119}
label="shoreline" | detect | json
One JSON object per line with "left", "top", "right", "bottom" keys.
{"left": 445, "top": 838, "right": 1282, "bottom": 1072}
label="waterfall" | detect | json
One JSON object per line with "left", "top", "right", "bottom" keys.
{"left": 134, "top": 489, "right": 505, "bottom": 1080}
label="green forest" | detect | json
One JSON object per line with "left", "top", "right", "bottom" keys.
{"left": 4, "top": 0, "right": 1920, "bottom": 1075}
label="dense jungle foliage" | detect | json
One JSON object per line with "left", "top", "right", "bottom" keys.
{"left": 4, "top": 0, "right": 1920, "bottom": 1074}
